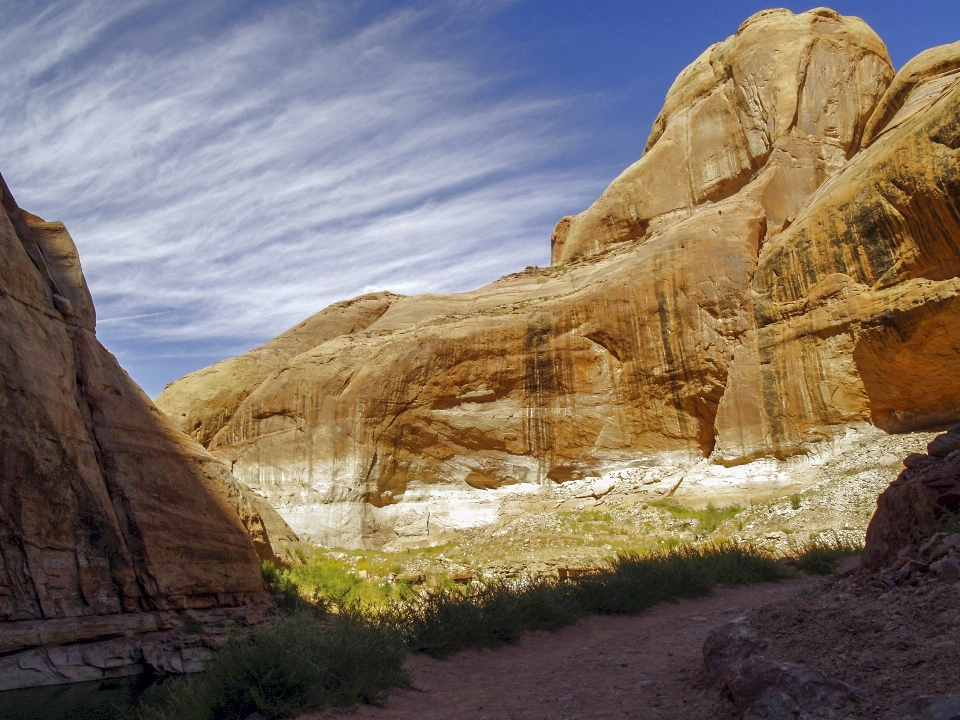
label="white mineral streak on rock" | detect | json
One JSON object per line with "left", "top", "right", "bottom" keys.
{"left": 157, "top": 17, "right": 960, "bottom": 550}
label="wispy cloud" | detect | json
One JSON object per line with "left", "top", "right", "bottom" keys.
{"left": 0, "top": 0, "right": 608, "bottom": 394}
{"left": 97, "top": 310, "right": 174, "bottom": 324}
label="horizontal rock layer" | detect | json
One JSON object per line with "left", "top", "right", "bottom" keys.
{"left": 0, "top": 605, "right": 267, "bottom": 691}
{"left": 157, "top": 14, "right": 960, "bottom": 549}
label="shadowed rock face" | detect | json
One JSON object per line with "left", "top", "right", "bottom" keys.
{"left": 0, "top": 174, "right": 274, "bottom": 625}
{"left": 157, "top": 11, "right": 960, "bottom": 549}
{"left": 863, "top": 427, "right": 960, "bottom": 568}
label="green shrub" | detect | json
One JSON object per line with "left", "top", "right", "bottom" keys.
{"left": 380, "top": 578, "right": 582, "bottom": 657}
{"left": 138, "top": 613, "right": 409, "bottom": 720}
{"left": 647, "top": 502, "right": 742, "bottom": 533}
{"left": 144, "top": 543, "right": 788, "bottom": 717}
{"left": 266, "top": 556, "right": 417, "bottom": 608}
{"left": 794, "top": 537, "right": 862, "bottom": 574}
{"left": 376, "top": 542, "right": 784, "bottom": 658}
{"left": 288, "top": 560, "right": 366, "bottom": 600}
{"left": 261, "top": 561, "right": 324, "bottom": 615}
{"left": 575, "top": 510, "right": 613, "bottom": 523}
{"left": 571, "top": 542, "right": 784, "bottom": 615}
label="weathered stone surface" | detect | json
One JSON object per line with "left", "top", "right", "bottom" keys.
{"left": 0, "top": 605, "right": 266, "bottom": 691}
{"left": 898, "top": 695, "right": 960, "bottom": 720}
{"left": 0, "top": 172, "right": 286, "bottom": 686}
{"left": 215, "top": 461, "right": 301, "bottom": 564}
{"left": 159, "top": 292, "right": 400, "bottom": 447}
{"left": 703, "top": 619, "right": 866, "bottom": 719}
{"left": 863, "top": 430, "right": 960, "bottom": 568}
{"left": 930, "top": 557, "right": 960, "bottom": 582}
{"left": 862, "top": 40, "right": 960, "bottom": 148}
{"left": 714, "top": 37, "right": 960, "bottom": 460}
{"left": 165, "top": 201, "right": 773, "bottom": 546}
{"left": 157, "top": 10, "right": 960, "bottom": 548}
{"left": 833, "top": 555, "right": 861, "bottom": 576}
{"left": 552, "top": 7, "right": 892, "bottom": 265}
{"left": 928, "top": 433, "right": 960, "bottom": 458}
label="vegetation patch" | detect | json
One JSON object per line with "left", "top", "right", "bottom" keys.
{"left": 262, "top": 554, "right": 419, "bottom": 609}
{"left": 647, "top": 501, "right": 743, "bottom": 534}
{"left": 574, "top": 510, "right": 613, "bottom": 523}
{"left": 793, "top": 537, "right": 863, "bottom": 575}
{"left": 138, "top": 540, "right": 858, "bottom": 718}
{"left": 373, "top": 541, "right": 786, "bottom": 659}
{"left": 136, "top": 613, "right": 409, "bottom": 720}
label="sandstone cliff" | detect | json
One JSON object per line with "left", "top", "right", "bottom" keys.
{"left": 552, "top": 8, "right": 893, "bottom": 265}
{"left": 157, "top": 10, "right": 960, "bottom": 549}
{"left": 0, "top": 173, "right": 301, "bottom": 687}
{"left": 159, "top": 292, "right": 401, "bottom": 449}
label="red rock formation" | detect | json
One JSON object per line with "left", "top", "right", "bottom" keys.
{"left": 552, "top": 8, "right": 893, "bottom": 264}
{"left": 0, "top": 173, "right": 288, "bottom": 688}
{"left": 714, "top": 37, "right": 960, "bottom": 460}
{"left": 863, "top": 428, "right": 960, "bottom": 568}
{"left": 156, "top": 13, "right": 960, "bottom": 549}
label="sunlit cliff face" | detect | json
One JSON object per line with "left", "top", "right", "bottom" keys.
{"left": 157, "top": 12, "right": 960, "bottom": 548}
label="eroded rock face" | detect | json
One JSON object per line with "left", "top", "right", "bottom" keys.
{"left": 0, "top": 605, "right": 267, "bottom": 691}
{"left": 159, "top": 292, "right": 400, "bottom": 448}
{"left": 552, "top": 7, "right": 893, "bottom": 265}
{"left": 0, "top": 171, "right": 284, "bottom": 686}
{"left": 863, "top": 428, "right": 960, "bottom": 568}
{"left": 716, "top": 37, "right": 960, "bottom": 460}
{"left": 157, "top": 13, "right": 960, "bottom": 548}
{"left": 162, "top": 203, "right": 773, "bottom": 547}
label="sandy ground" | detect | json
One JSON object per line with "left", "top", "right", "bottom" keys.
{"left": 303, "top": 577, "right": 821, "bottom": 720}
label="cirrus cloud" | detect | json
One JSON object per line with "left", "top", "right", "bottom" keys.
{"left": 0, "top": 0, "right": 610, "bottom": 395}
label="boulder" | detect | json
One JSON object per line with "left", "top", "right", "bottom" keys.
{"left": 833, "top": 555, "right": 862, "bottom": 576}
{"left": 898, "top": 694, "right": 960, "bottom": 720}
{"left": 863, "top": 432, "right": 960, "bottom": 568}
{"left": 930, "top": 558, "right": 960, "bottom": 582}
{"left": 703, "top": 620, "right": 866, "bottom": 719}
{"left": 930, "top": 534, "right": 960, "bottom": 561}
{"left": 928, "top": 433, "right": 960, "bottom": 458}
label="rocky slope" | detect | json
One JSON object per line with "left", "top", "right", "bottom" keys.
{"left": 158, "top": 9, "right": 960, "bottom": 550}
{"left": 707, "top": 562, "right": 960, "bottom": 720}
{"left": 0, "top": 173, "right": 298, "bottom": 689}
{"left": 863, "top": 427, "right": 960, "bottom": 568}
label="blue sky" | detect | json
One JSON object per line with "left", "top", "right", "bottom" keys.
{"left": 1, "top": 1, "right": 957, "bottom": 398}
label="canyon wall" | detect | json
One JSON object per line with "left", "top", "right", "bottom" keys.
{"left": 157, "top": 10, "right": 960, "bottom": 549}
{"left": 0, "top": 173, "right": 297, "bottom": 688}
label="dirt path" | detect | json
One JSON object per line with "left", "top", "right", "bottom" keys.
{"left": 304, "top": 577, "right": 821, "bottom": 720}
